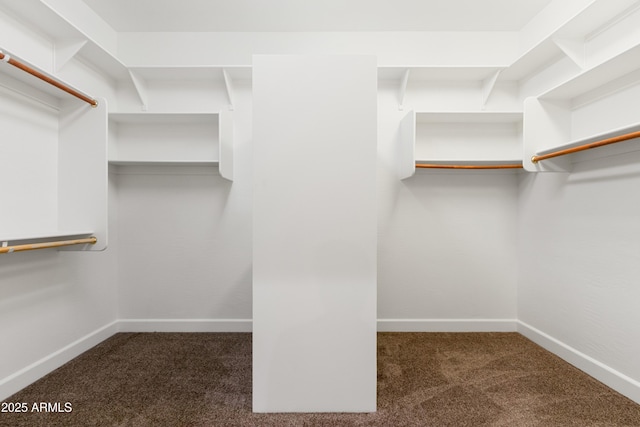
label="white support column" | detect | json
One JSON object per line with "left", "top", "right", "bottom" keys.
{"left": 252, "top": 55, "right": 378, "bottom": 413}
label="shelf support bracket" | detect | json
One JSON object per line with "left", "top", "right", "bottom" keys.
{"left": 54, "top": 38, "right": 87, "bottom": 72}
{"left": 553, "top": 37, "right": 585, "bottom": 69}
{"left": 128, "top": 69, "right": 149, "bottom": 111}
{"left": 399, "top": 68, "right": 410, "bottom": 111}
{"left": 223, "top": 68, "right": 235, "bottom": 111}
{"left": 481, "top": 69, "right": 503, "bottom": 108}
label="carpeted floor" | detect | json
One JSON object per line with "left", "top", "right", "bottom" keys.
{"left": 2, "top": 332, "right": 640, "bottom": 426}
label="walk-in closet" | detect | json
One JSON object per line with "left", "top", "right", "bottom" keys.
{"left": 1, "top": 0, "right": 640, "bottom": 424}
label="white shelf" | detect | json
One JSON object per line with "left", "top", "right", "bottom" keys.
{"left": 108, "top": 113, "right": 218, "bottom": 163}
{"left": 0, "top": 1, "right": 130, "bottom": 82}
{"left": 378, "top": 66, "right": 505, "bottom": 82}
{"left": 108, "top": 111, "right": 234, "bottom": 180}
{"left": 415, "top": 111, "right": 523, "bottom": 123}
{"left": 499, "top": 39, "right": 562, "bottom": 82}
{"left": 500, "top": 1, "right": 640, "bottom": 82}
{"left": 400, "top": 110, "right": 524, "bottom": 179}
{"left": 0, "top": 231, "right": 94, "bottom": 245}
{"left": 541, "top": 44, "right": 640, "bottom": 102}
{"left": 109, "top": 160, "right": 219, "bottom": 166}
{"left": 524, "top": 42, "right": 640, "bottom": 172}
{"left": 109, "top": 112, "right": 218, "bottom": 124}
{"left": 415, "top": 111, "right": 523, "bottom": 162}
{"left": 126, "top": 66, "right": 252, "bottom": 82}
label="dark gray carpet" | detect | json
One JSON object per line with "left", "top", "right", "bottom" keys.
{"left": 2, "top": 332, "right": 640, "bottom": 426}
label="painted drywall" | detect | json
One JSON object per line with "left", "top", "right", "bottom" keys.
{"left": 0, "top": 84, "right": 58, "bottom": 236}
{"left": 377, "top": 166, "right": 519, "bottom": 325}
{"left": 518, "top": 0, "right": 594, "bottom": 53}
{"left": 114, "top": 166, "right": 252, "bottom": 325}
{"left": 113, "top": 81, "right": 520, "bottom": 333}
{"left": 0, "top": 7, "right": 54, "bottom": 71}
{"left": 117, "top": 32, "right": 519, "bottom": 68}
{"left": 113, "top": 82, "right": 254, "bottom": 329}
{"left": 0, "top": 174, "right": 118, "bottom": 400}
{"left": 0, "top": 13, "right": 118, "bottom": 400}
{"left": 518, "top": 154, "right": 640, "bottom": 401}
{"left": 377, "top": 85, "right": 519, "bottom": 329}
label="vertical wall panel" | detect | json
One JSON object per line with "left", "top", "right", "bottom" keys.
{"left": 252, "top": 55, "right": 377, "bottom": 412}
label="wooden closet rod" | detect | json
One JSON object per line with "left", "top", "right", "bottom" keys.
{"left": 0, "top": 237, "right": 97, "bottom": 254}
{"left": 531, "top": 130, "right": 640, "bottom": 163}
{"left": 0, "top": 50, "right": 98, "bottom": 107}
{"left": 416, "top": 163, "right": 523, "bottom": 170}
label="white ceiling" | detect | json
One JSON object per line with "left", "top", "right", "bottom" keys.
{"left": 81, "top": 0, "right": 553, "bottom": 32}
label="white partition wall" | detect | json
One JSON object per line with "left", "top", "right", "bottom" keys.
{"left": 252, "top": 55, "right": 377, "bottom": 413}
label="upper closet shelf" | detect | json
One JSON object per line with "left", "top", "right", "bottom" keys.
{"left": 378, "top": 66, "right": 505, "bottom": 81}
{"left": 399, "top": 111, "right": 524, "bottom": 179}
{"left": 500, "top": 0, "right": 640, "bottom": 81}
{"left": 127, "top": 66, "right": 252, "bottom": 81}
{"left": 124, "top": 66, "right": 250, "bottom": 111}
{"left": 499, "top": 39, "right": 562, "bottom": 82}
{"left": 415, "top": 112, "right": 523, "bottom": 123}
{"left": 109, "top": 160, "right": 219, "bottom": 167}
{"left": 108, "top": 111, "right": 234, "bottom": 180}
{"left": 379, "top": 67, "right": 507, "bottom": 109}
{"left": 109, "top": 112, "right": 219, "bottom": 124}
{"left": 540, "top": 43, "right": 640, "bottom": 102}
{"left": 0, "top": 231, "right": 94, "bottom": 245}
{"left": 524, "top": 43, "right": 640, "bottom": 172}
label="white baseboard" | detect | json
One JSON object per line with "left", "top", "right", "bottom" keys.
{"left": 376, "top": 318, "right": 518, "bottom": 332}
{"left": 114, "top": 319, "right": 520, "bottom": 333}
{"left": 0, "top": 321, "right": 119, "bottom": 401}
{"left": 518, "top": 321, "right": 640, "bottom": 405}
{"left": 114, "top": 318, "right": 521, "bottom": 333}
{"left": 118, "top": 318, "right": 253, "bottom": 333}
{"left": 118, "top": 319, "right": 517, "bottom": 332}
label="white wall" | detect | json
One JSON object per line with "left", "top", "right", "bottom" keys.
{"left": 114, "top": 166, "right": 252, "bottom": 328}
{"left": 112, "top": 80, "right": 521, "bottom": 336}
{"left": 377, "top": 168, "right": 519, "bottom": 328}
{"left": 0, "top": 9, "right": 118, "bottom": 400}
{"left": 0, "top": 175, "right": 118, "bottom": 400}
{"left": 518, "top": 153, "right": 640, "bottom": 402}
{"left": 377, "top": 85, "right": 519, "bottom": 331}
{"left": 117, "top": 31, "right": 519, "bottom": 67}
{"left": 113, "top": 82, "right": 254, "bottom": 331}
{"left": 0, "top": 85, "right": 58, "bottom": 236}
